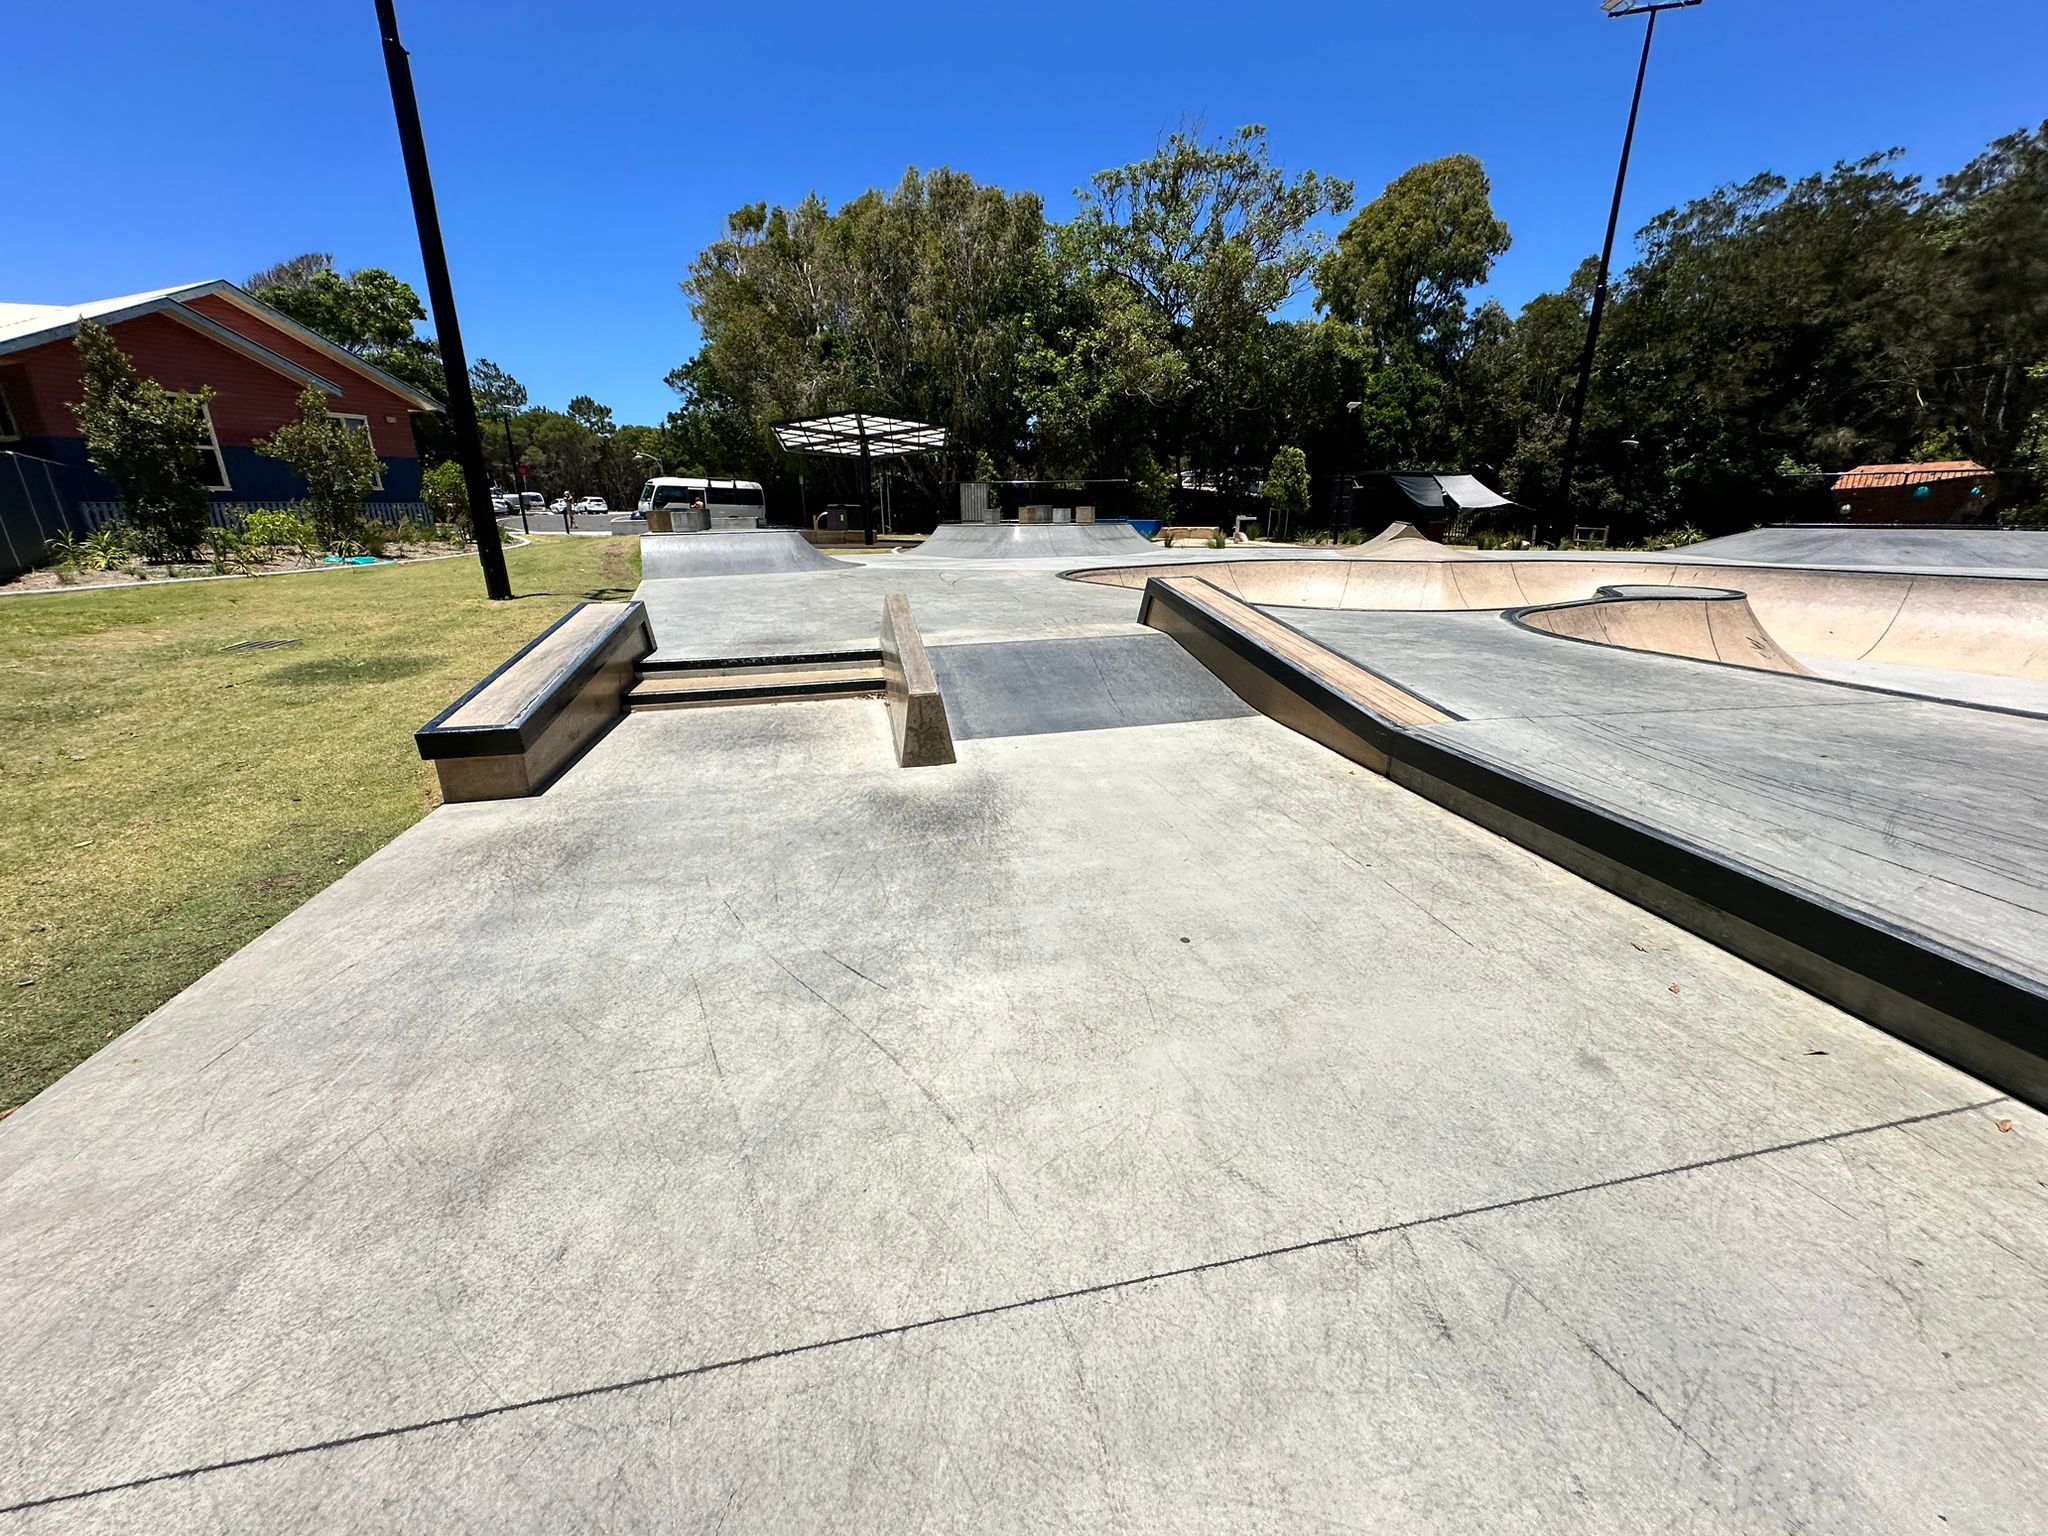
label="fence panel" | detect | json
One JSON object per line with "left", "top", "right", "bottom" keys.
{"left": 0, "top": 453, "right": 82, "bottom": 580}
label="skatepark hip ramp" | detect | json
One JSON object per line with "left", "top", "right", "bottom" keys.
{"left": 639, "top": 529, "right": 851, "bottom": 580}
{"left": 907, "top": 522, "right": 1159, "bottom": 559}
{"left": 1512, "top": 585, "right": 1814, "bottom": 675}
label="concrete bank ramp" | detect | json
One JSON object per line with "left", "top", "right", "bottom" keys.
{"left": 1514, "top": 585, "right": 1813, "bottom": 675}
{"left": 907, "top": 521, "right": 1158, "bottom": 560}
{"left": 926, "top": 632, "right": 1254, "bottom": 741}
{"left": 639, "top": 528, "right": 850, "bottom": 580}
{"left": 1670, "top": 525, "right": 2048, "bottom": 571}
{"left": 1351, "top": 521, "right": 1473, "bottom": 559}
{"left": 1074, "top": 556, "right": 2048, "bottom": 681}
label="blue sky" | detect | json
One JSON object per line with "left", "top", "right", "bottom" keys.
{"left": 9, "top": 1, "right": 2043, "bottom": 424}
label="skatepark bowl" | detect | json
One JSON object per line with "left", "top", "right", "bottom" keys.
{"left": 3, "top": 520, "right": 2047, "bottom": 1529}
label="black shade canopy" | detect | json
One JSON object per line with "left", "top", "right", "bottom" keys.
{"left": 772, "top": 412, "right": 949, "bottom": 458}
{"left": 770, "top": 413, "right": 949, "bottom": 545}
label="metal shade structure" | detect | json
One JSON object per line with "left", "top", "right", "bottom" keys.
{"left": 772, "top": 412, "right": 950, "bottom": 545}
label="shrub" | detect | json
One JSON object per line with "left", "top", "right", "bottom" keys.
{"left": 69, "top": 322, "right": 214, "bottom": 560}
{"left": 1639, "top": 524, "right": 1706, "bottom": 551}
{"left": 205, "top": 527, "right": 257, "bottom": 573}
{"left": 255, "top": 387, "right": 381, "bottom": 550}
{"left": 1207, "top": 529, "right": 1227, "bottom": 548}
{"left": 243, "top": 509, "right": 318, "bottom": 559}
{"left": 1262, "top": 445, "right": 1311, "bottom": 540}
{"left": 359, "top": 523, "right": 390, "bottom": 558}
{"left": 419, "top": 460, "right": 469, "bottom": 536}
{"left": 46, "top": 525, "right": 139, "bottom": 571}
{"left": 393, "top": 517, "right": 437, "bottom": 545}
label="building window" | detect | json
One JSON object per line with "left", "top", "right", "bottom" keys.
{"left": 329, "top": 412, "right": 383, "bottom": 490}
{"left": 195, "top": 403, "right": 230, "bottom": 491}
{"left": 0, "top": 379, "right": 21, "bottom": 441}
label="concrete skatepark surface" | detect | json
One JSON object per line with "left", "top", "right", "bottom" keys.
{"left": 1273, "top": 606, "right": 2048, "bottom": 995}
{"left": 4, "top": 700, "right": 2042, "bottom": 1529}
{"left": 5, "top": 525, "right": 2048, "bottom": 1529}
{"left": 1667, "top": 523, "right": 2048, "bottom": 571}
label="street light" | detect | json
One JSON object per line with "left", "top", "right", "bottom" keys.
{"left": 1554, "top": 0, "right": 1701, "bottom": 532}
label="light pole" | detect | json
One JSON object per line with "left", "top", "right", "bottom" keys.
{"left": 499, "top": 414, "right": 529, "bottom": 535}
{"left": 1554, "top": 0, "right": 1701, "bottom": 535}
{"left": 373, "top": 0, "right": 512, "bottom": 599}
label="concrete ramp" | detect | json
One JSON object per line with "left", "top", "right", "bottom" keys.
{"left": 925, "top": 633, "right": 1254, "bottom": 740}
{"left": 907, "top": 521, "right": 1158, "bottom": 560}
{"left": 1514, "top": 585, "right": 1814, "bottom": 675}
{"left": 1670, "top": 525, "right": 2048, "bottom": 571}
{"left": 639, "top": 529, "right": 850, "bottom": 580}
{"left": 1350, "top": 521, "right": 1469, "bottom": 558}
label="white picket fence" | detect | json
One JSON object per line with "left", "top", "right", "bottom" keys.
{"left": 74, "top": 500, "right": 433, "bottom": 532}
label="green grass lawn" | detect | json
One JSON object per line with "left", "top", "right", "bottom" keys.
{"left": 0, "top": 536, "right": 639, "bottom": 1113}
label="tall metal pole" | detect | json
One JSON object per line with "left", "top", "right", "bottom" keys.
{"left": 857, "top": 420, "right": 875, "bottom": 546}
{"left": 1555, "top": 6, "right": 1661, "bottom": 537}
{"left": 374, "top": 0, "right": 512, "bottom": 600}
{"left": 498, "top": 415, "right": 529, "bottom": 535}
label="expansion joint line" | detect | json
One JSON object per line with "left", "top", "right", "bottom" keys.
{"left": 1, "top": 1096, "right": 2006, "bottom": 1517}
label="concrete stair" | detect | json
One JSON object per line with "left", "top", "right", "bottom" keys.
{"left": 625, "top": 651, "right": 886, "bottom": 711}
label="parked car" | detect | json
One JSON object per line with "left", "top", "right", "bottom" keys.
{"left": 572, "top": 496, "right": 609, "bottom": 514}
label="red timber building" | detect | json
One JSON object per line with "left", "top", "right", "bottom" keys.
{"left": 0, "top": 281, "right": 442, "bottom": 570}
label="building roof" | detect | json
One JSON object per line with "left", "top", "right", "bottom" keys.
{"left": 1833, "top": 461, "right": 1991, "bottom": 490}
{"left": 0, "top": 280, "right": 444, "bottom": 412}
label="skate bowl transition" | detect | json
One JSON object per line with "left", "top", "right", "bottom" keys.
{"left": 639, "top": 528, "right": 851, "bottom": 580}
{"left": 1075, "top": 555, "right": 2048, "bottom": 681}
{"left": 1513, "top": 585, "right": 1814, "bottom": 675}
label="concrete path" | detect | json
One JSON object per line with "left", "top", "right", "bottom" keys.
{"left": 3, "top": 696, "right": 2041, "bottom": 1530}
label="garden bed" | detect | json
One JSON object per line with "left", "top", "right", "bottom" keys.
{"left": 1, "top": 541, "right": 470, "bottom": 594}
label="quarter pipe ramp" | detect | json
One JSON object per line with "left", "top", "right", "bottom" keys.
{"left": 907, "top": 522, "right": 1159, "bottom": 560}
{"left": 639, "top": 529, "right": 851, "bottom": 580}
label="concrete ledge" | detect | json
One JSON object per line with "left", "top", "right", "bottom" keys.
{"left": 1140, "top": 574, "right": 2048, "bottom": 1108}
{"left": 416, "top": 600, "right": 654, "bottom": 801}
{"left": 879, "top": 594, "right": 956, "bottom": 767}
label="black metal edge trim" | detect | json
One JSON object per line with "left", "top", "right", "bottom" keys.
{"left": 1140, "top": 574, "right": 2048, "bottom": 1089}
{"left": 417, "top": 602, "right": 653, "bottom": 760}
{"left": 632, "top": 677, "right": 885, "bottom": 702}
{"left": 638, "top": 649, "right": 883, "bottom": 673}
